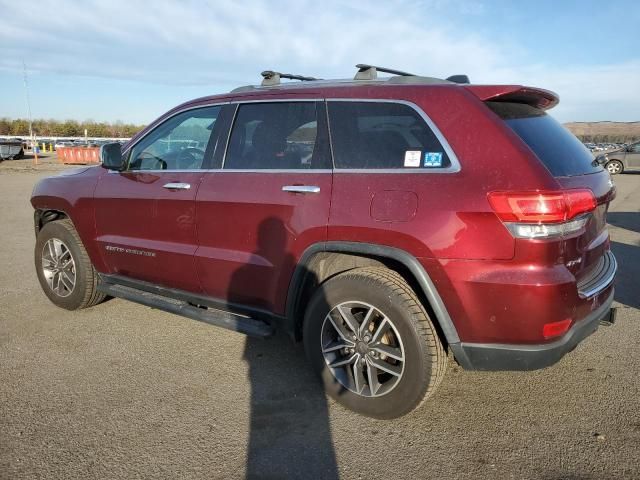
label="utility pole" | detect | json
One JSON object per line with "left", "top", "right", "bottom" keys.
{"left": 22, "top": 60, "right": 33, "bottom": 143}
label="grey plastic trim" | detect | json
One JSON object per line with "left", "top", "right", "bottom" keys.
{"left": 327, "top": 98, "right": 461, "bottom": 174}
{"left": 453, "top": 290, "right": 614, "bottom": 371}
{"left": 285, "top": 241, "right": 460, "bottom": 344}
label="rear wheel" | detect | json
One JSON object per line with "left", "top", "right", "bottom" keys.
{"left": 606, "top": 160, "right": 623, "bottom": 175}
{"left": 303, "top": 267, "right": 446, "bottom": 419}
{"left": 35, "top": 219, "right": 105, "bottom": 310}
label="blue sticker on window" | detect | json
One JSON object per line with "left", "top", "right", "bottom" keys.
{"left": 424, "top": 152, "right": 443, "bottom": 167}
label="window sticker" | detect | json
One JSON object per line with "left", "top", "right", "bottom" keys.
{"left": 404, "top": 150, "right": 421, "bottom": 167}
{"left": 424, "top": 152, "right": 443, "bottom": 167}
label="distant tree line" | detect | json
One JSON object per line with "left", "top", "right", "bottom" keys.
{"left": 575, "top": 134, "right": 637, "bottom": 144}
{"left": 0, "top": 118, "right": 146, "bottom": 138}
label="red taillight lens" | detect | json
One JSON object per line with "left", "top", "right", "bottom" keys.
{"left": 488, "top": 190, "right": 596, "bottom": 224}
{"left": 542, "top": 318, "right": 572, "bottom": 339}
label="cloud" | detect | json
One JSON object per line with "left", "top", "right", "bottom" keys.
{"left": 0, "top": 0, "right": 638, "bottom": 121}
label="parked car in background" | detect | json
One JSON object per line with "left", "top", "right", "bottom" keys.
{"left": 0, "top": 138, "right": 25, "bottom": 159}
{"left": 31, "top": 64, "right": 618, "bottom": 418}
{"left": 602, "top": 141, "right": 640, "bottom": 174}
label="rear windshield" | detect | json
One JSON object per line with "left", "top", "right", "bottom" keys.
{"left": 487, "top": 102, "right": 601, "bottom": 177}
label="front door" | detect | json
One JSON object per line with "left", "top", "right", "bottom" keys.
{"left": 195, "top": 100, "right": 332, "bottom": 314}
{"left": 94, "top": 105, "right": 223, "bottom": 292}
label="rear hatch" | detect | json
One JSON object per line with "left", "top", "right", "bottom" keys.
{"left": 486, "top": 99, "right": 615, "bottom": 294}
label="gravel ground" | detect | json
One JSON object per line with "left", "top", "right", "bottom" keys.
{"left": 1, "top": 157, "right": 639, "bottom": 479}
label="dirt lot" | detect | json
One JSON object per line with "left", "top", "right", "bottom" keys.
{"left": 1, "top": 157, "right": 639, "bottom": 480}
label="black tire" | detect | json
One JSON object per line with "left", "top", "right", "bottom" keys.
{"left": 605, "top": 160, "right": 623, "bottom": 175}
{"left": 303, "top": 267, "right": 447, "bottom": 419}
{"left": 34, "top": 219, "right": 105, "bottom": 310}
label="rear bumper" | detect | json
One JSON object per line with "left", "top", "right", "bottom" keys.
{"left": 450, "top": 289, "right": 614, "bottom": 371}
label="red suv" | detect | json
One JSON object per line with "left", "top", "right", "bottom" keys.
{"left": 31, "top": 65, "right": 617, "bottom": 418}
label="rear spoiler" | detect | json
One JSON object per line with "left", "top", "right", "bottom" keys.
{"left": 464, "top": 85, "right": 559, "bottom": 110}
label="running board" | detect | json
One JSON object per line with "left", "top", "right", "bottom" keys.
{"left": 97, "top": 282, "right": 274, "bottom": 337}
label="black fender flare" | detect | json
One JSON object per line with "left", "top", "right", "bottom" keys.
{"left": 284, "top": 241, "right": 461, "bottom": 345}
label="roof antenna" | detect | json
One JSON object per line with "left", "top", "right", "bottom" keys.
{"left": 446, "top": 75, "right": 470, "bottom": 84}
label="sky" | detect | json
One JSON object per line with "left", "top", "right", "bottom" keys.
{"left": 0, "top": 0, "right": 638, "bottom": 124}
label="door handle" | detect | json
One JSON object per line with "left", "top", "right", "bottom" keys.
{"left": 282, "top": 185, "right": 320, "bottom": 194}
{"left": 163, "top": 182, "right": 191, "bottom": 190}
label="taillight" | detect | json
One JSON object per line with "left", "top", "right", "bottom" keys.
{"left": 488, "top": 189, "right": 596, "bottom": 239}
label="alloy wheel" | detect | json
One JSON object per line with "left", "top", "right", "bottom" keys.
{"left": 320, "top": 301, "right": 405, "bottom": 397}
{"left": 41, "top": 238, "right": 76, "bottom": 297}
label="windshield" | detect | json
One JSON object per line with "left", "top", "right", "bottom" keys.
{"left": 487, "top": 101, "right": 602, "bottom": 177}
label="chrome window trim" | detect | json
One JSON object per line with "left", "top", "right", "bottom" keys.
{"left": 327, "top": 98, "right": 461, "bottom": 174}
{"left": 115, "top": 98, "right": 461, "bottom": 174}
{"left": 216, "top": 169, "right": 332, "bottom": 174}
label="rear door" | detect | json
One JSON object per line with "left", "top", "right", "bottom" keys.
{"left": 627, "top": 143, "right": 640, "bottom": 168}
{"left": 194, "top": 100, "right": 332, "bottom": 314}
{"left": 94, "top": 105, "right": 224, "bottom": 292}
{"left": 486, "top": 101, "right": 615, "bottom": 286}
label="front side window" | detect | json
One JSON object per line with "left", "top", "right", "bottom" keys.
{"left": 128, "top": 106, "right": 221, "bottom": 171}
{"left": 224, "top": 102, "right": 322, "bottom": 170}
{"left": 328, "top": 101, "right": 451, "bottom": 169}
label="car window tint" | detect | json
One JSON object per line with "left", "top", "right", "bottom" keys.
{"left": 486, "top": 102, "right": 601, "bottom": 177}
{"left": 631, "top": 143, "right": 640, "bottom": 153}
{"left": 224, "top": 102, "right": 319, "bottom": 170}
{"left": 128, "top": 106, "right": 220, "bottom": 171}
{"left": 327, "top": 101, "right": 450, "bottom": 169}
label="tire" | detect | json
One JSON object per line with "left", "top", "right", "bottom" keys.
{"left": 606, "top": 160, "right": 623, "bottom": 175}
{"left": 13, "top": 148, "right": 24, "bottom": 160}
{"left": 303, "top": 267, "right": 447, "bottom": 419}
{"left": 34, "top": 219, "right": 105, "bottom": 310}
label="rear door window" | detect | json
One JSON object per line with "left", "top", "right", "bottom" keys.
{"left": 224, "top": 102, "right": 329, "bottom": 170}
{"left": 487, "top": 101, "right": 602, "bottom": 177}
{"left": 327, "top": 101, "right": 451, "bottom": 169}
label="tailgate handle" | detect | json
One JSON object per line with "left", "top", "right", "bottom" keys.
{"left": 282, "top": 185, "right": 320, "bottom": 194}
{"left": 163, "top": 182, "right": 191, "bottom": 190}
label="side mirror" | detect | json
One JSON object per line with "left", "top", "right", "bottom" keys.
{"left": 100, "top": 142, "right": 126, "bottom": 170}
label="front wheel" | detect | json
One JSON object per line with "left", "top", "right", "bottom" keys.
{"left": 35, "top": 219, "right": 105, "bottom": 310}
{"left": 303, "top": 267, "right": 447, "bottom": 419}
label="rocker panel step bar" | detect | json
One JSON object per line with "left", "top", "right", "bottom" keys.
{"left": 97, "top": 282, "right": 274, "bottom": 337}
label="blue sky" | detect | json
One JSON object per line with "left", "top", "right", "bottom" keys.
{"left": 1, "top": 0, "right": 638, "bottom": 124}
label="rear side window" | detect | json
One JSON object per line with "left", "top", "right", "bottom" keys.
{"left": 225, "top": 102, "right": 328, "bottom": 170}
{"left": 487, "top": 102, "right": 601, "bottom": 177}
{"left": 327, "top": 101, "right": 451, "bottom": 169}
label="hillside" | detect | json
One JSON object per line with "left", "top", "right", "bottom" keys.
{"left": 564, "top": 121, "right": 640, "bottom": 143}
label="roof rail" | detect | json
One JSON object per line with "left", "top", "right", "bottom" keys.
{"left": 260, "top": 70, "right": 320, "bottom": 86}
{"left": 354, "top": 64, "right": 415, "bottom": 80}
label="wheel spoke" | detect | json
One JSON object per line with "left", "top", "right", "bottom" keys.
{"left": 54, "top": 272, "right": 63, "bottom": 295}
{"left": 53, "top": 239, "right": 64, "bottom": 260}
{"left": 365, "top": 358, "right": 381, "bottom": 396}
{"left": 326, "top": 310, "right": 354, "bottom": 342}
{"left": 322, "top": 339, "right": 352, "bottom": 354}
{"left": 368, "top": 357, "right": 402, "bottom": 377}
{"left": 47, "top": 240, "right": 57, "bottom": 262}
{"left": 372, "top": 343, "right": 404, "bottom": 362}
{"left": 329, "top": 353, "right": 358, "bottom": 369}
{"left": 352, "top": 361, "right": 366, "bottom": 394}
{"left": 60, "top": 271, "right": 74, "bottom": 291}
{"left": 337, "top": 304, "right": 360, "bottom": 336}
{"left": 358, "top": 307, "right": 375, "bottom": 336}
{"left": 371, "top": 317, "right": 391, "bottom": 343}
